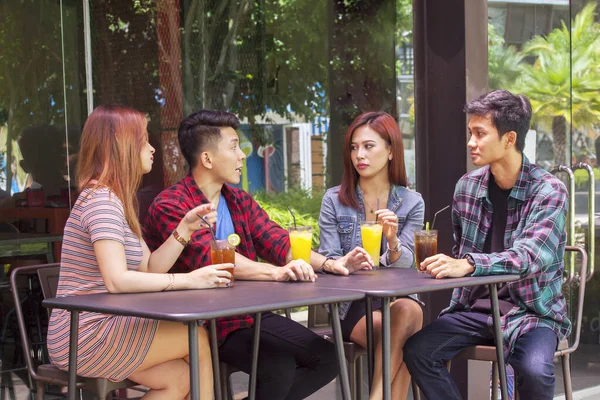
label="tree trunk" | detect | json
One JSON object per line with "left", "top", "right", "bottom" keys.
{"left": 552, "top": 115, "right": 567, "bottom": 166}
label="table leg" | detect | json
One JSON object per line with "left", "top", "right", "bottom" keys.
{"left": 489, "top": 283, "right": 509, "bottom": 400}
{"left": 381, "top": 297, "right": 391, "bottom": 400}
{"left": 209, "top": 320, "right": 222, "bottom": 400}
{"left": 189, "top": 321, "right": 200, "bottom": 400}
{"left": 330, "top": 303, "right": 351, "bottom": 400}
{"left": 249, "top": 312, "right": 262, "bottom": 400}
{"left": 67, "top": 311, "right": 79, "bottom": 400}
{"left": 365, "top": 297, "right": 374, "bottom": 388}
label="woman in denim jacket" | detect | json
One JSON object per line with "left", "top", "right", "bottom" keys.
{"left": 318, "top": 112, "right": 424, "bottom": 400}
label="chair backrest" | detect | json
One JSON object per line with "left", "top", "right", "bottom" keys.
{"left": 307, "top": 304, "right": 331, "bottom": 329}
{"left": 37, "top": 264, "right": 60, "bottom": 300}
{"left": 562, "top": 245, "right": 587, "bottom": 355}
{"left": 9, "top": 263, "right": 63, "bottom": 385}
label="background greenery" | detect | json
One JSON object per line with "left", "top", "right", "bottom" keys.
{"left": 254, "top": 186, "right": 324, "bottom": 249}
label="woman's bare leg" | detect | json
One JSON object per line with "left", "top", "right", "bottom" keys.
{"left": 129, "top": 321, "right": 214, "bottom": 400}
{"left": 349, "top": 299, "right": 423, "bottom": 400}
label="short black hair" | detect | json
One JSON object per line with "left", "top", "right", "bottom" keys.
{"left": 178, "top": 110, "right": 240, "bottom": 168}
{"left": 464, "top": 89, "right": 532, "bottom": 152}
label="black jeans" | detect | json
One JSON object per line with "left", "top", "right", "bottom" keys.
{"left": 219, "top": 312, "right": 338, "bottom": 400}
{"left": 404, "top": 311, "right": 558, "bottom": 400}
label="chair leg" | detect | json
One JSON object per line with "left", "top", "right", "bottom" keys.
{"left": 411, "top": 378, "right": 421, "bottom": 400}
{"left": 562, "top": 354, "right": 573, "bottom": 400}
{"left": 355, "top": 356, "right": 363, "bottom": 400}
{"left": 348, "top": 358, "right": 356, "bottom": 400}
{"left": 491, "top": 362, "right": 499, "bottom": 400}
{"left": 35, "top": 382, "right": 44, "bottom": 400}
{"left": 219, "top": 367, "right": 234, "bottom": 400}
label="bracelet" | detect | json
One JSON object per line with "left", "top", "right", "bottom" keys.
{"left": 163, "top": 273, "right": 175, "bottom": 291}
{"left": 318, "top": 257, "right": 332, "bottom": 274}
{"left": 387, "top": 241, "right": 401, "bottom": 253}
{"left": 172, "top": 229, "right": 191, "bottom": 247}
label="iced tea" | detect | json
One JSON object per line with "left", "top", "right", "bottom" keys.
{"left": 210, "top": 239, "right": 235, "bottom": 284}
{"left": 414, "top": 230, "right": 438, "bottom": 273}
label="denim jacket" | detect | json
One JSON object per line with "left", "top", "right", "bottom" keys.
{"left": 318, "top": 184, "right": 425, "bottom": 319}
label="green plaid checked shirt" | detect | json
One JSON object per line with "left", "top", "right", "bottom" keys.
{"left": 441, "top": 156, "right": 571, "bottom": 355}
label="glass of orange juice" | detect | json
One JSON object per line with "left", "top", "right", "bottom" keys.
{"left": 361, "top": 221, "right": 383, "bottom": 269}
{"left": 288, "top": 226, "right": 312, "bottom": 264}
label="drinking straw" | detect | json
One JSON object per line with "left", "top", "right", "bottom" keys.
{"left": 287, "top": 206, "right": 297, "bottom": 228}
{"left": 431, "top": 205, "right": 451, "bottom": 230}
{"left": 197, "top": 213, "right": 217, "bottom": 242}
{"left": 376, "top": 198, "right": 380, "bottom": 223}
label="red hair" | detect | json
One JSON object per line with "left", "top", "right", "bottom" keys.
{"left": 339, "top": 111, "right": 407, "bottom": 209}
{"left": 77, "top": 105, "right": 147, "bottom": 237}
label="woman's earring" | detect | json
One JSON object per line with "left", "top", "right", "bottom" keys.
{"left": 388, "top": 156, "right": 392, "bottom": 161}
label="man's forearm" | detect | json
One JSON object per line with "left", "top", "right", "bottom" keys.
{"left": 234, "top": 252, "right": 277, "bottom": 280}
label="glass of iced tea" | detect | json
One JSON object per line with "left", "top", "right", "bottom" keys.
{"left": 414, "top": 230, "right": 438, "bottom": 273}
{"left": 210, "top": 239, "right": 235, "bottom": 285}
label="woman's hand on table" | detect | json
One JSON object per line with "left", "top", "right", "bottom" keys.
{"left": 327, "top": 247, "right": 374, "bottom": 275}
{"left": 187, "top": 263, "right": 233, "bottom": 288}
{"left": 375, "top": 209, "right": 398, "bottom": 242}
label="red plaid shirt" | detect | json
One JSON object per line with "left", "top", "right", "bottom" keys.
{"left": 143, "top": 173, "right": 291, "bottom": 341}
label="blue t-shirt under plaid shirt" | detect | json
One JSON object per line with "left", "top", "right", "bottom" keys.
{"left": 442, "top": 156, "right": 571, "bottom": 356}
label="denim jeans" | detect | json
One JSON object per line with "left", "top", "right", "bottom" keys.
{"left": 404, "top": 311, "right": 558, "bottom": 400}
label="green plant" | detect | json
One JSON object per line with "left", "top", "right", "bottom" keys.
{"left": 517, "top": 2, "right": 600, "bottom": 165}
{"left": 254, "top": 186, "right": 324, "bottom": 249}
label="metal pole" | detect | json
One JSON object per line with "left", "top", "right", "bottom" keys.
{"left": 209, "top": 320, "right": 222, "bottom": 400}
{"left": 365, "top": 297, "right": 374, "bottom": 387}
{"left": 67, "top": 311, "right": 79, "bottom": 400}
{"left": 188, "top": 321, "right": 200, "bottom": 400}
{"left": 249, "top": 312, "right": 262, "bottom": 400}
{"left": 381, "top": 297, "right": 391, "bottom": 400}
{"left": 572, "top": 163, "right": 595, "bottom": 281}
{"left": 489, "top": 284, "right": 509, "bottom": 400}
{"left": 83, "top": 0, "right": 94, "bottom": 114}
{"left": 331, "top": 303, "right": 351, "bottom": 400}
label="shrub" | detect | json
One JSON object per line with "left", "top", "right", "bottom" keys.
{"left": 254, "top": 186, "right": 324, "bottom": 249}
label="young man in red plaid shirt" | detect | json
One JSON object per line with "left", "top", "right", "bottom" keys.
{"left": 144, "top": 110, "right": 372, "bottom": 399}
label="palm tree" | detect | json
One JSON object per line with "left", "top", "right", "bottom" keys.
{"left": 488, "top": 23, "right": 524, "bottom": 91}
{"left": 517, "top": 2, "right": 600, "bottom": 166}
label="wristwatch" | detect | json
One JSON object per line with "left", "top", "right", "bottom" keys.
{"left": 464, "top": 254, "right": 476, "bottom": 267}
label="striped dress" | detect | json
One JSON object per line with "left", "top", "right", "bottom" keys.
{"left": 47, "top": 188, "right": 158, "bottom": 382}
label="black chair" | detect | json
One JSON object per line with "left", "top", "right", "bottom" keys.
{"left": 10, "top": 263, "right": 138, "bottom": 400}
{"left": 445, "top": 245, "right": 587, "bottom": 400}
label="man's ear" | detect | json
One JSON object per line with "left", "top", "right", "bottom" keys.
{"left": 505, "top": 131, "right": 517, "bottom": 148}
{"left": 199, "top": 151, "right": 213, "bottom": 169}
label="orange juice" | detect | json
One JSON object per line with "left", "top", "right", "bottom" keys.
{"left": 288, "top": 227, "right": 312, "bottom": 264}
{"left": 361, "top": 222, "right": 383, "bottom": 268}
